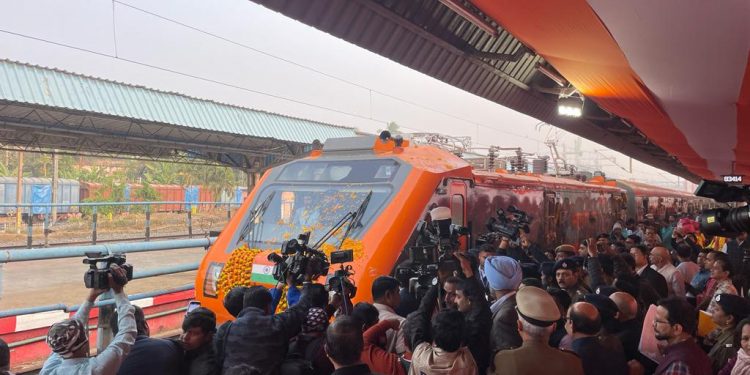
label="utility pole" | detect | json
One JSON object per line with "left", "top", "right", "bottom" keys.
{"left": 16, "top": 151, "right": 23, "bottom": 234}
{"left": 51, "top": 150, "right": 59, "bottom": 225}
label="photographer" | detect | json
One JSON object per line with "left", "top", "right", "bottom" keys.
{"left": 404, "top": 288, "right": 478, "bottom": 374}
{"left": 507, "top": 226, "right": 547, "bottom": 264}
{"left": 221, "top": 278, "right": 318, "bottom": 374}
{"left": 41, "top": 265, "right": 135, "bottom": 375}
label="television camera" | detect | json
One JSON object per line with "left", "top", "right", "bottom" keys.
{"left": 477, "top": 205, "right": 531, "bottom": 244}
{"left": 396, "top": 207, "right": 469, "bottom": 300}
{"left": 326, "top": 249, "right": 357, "bottom": 313}
{"left": 267, "top": 232, "right": 330, "bottom": 285}
{"left": 82, "top": 253, "right": 134, "bottom": 289}
{"left": 695, "top": 180, "right": 750, "bottom": 237}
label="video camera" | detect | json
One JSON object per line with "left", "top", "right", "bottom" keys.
{"left": 695, "top": 180, "right": 750, "bottom": 237}
{"left": 396, "top": 217, "right": 469, "bottom": 300}
{"left": 267, "top": 232, "right": 330, "bottom": 285}
{"left": 82, "top": 253, "right": 133, "bottom": 289}
{"left": 483, "top": 205, "right": 531, "bottom": 242}
{"left": 326, "top": 249, "right": 357, "bottom": 300}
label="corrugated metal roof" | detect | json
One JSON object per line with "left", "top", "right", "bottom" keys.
{"left": 251, "top": 0, "right": 696, "bottom": 181}
{"left": 0, "top": 59, "right": 356, "bottom": 144}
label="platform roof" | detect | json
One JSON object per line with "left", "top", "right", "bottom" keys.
{"left": 0, "top": 59, "right": 356, "bottom": 170}
{"left": 252, "top": 0, "right": 748, "bottom": 182}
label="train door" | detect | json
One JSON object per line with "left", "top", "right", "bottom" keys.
{"left": 448, "top": 179, "right": 468, "bottom": 251}
{"left": 543, "top": 191, "right": 558, "bottom": 247}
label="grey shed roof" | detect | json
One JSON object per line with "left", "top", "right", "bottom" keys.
{"left": 0, "top": 59, "right": 356, "bottom": 144}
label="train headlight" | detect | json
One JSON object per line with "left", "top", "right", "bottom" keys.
{"left": 203, "top": 262, "right": 224, "bottom": 298}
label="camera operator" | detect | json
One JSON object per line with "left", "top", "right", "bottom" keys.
{"left": 220, "top": 267, "right": 321, "bottom": 374}
{"left": 41, "top": 265, "right": 135, "bottom": 375}
{"left": 721, "top": 231, "right": 747, "bottom": 277}
{"left": 506, "top": 226, "right": 547, "bottom": 264}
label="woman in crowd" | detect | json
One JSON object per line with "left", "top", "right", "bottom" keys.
{"left": 719, "top": 318, "right": 750, "bottom": 375}
{"left": 708, "top": 294, "right": 750, "bottom": 373}
{"left": 707, "top": 259, "right": 739, "bottom": 314}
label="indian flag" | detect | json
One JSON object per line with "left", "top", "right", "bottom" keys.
{"left": 251, "top": 263, "right": 276, "bottom": 285}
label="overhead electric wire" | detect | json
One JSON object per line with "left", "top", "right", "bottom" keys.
{"left": 111, "top": 0, "right": 540, "bottom": 144}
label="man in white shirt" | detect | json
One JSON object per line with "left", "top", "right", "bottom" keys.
{"left": 371, "top": 276, "right": 406, "bottom": 354}
{"left": 650, "top": 246, "right": 686, "bottom": 298}
{"left": 41, "top": 265, "right": 136, "bottom": 375}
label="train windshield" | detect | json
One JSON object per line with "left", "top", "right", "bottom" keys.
{"left": 236, "top": 184, "right": 392, "bottom": 250}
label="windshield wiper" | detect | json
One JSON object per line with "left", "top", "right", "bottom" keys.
{"left": 338, "top": 191, "right": 372, "bottom": 250}
{"left": 237, "top": 191, "right": 275, "bottom": 245}
{"left": 311, "top": 190, "right": 372, "bottom": 251}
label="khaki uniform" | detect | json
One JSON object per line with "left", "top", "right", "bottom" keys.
{"left": 490, "top": 340, "right": 584, "bottom": 375}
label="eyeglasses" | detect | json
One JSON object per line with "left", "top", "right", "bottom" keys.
{"left": 652, "top": 319, "right": 672, "bottom": 327}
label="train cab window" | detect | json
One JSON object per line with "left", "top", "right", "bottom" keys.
{"left": 451, "top": 195, "right": 465, "bottom": 226}
{"left": 278, "top": 159, "right": 401, "bottom": 183}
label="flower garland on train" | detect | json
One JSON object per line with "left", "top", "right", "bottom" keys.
{"left": 216, "top": 238, "right": 364, "bottom": 314}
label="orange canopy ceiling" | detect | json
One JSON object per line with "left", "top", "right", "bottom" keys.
{"left": 472, "top": 0, "right": 750, "bottom": 181}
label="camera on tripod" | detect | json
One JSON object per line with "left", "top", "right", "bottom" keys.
{"left": 483, "top": 205, "right": 531, "bottom": 242}
{"left": 267, "top": 231, "right": 331, "bottom": 285}
{"left": 327, "top": 249, "right": 357, "bottom": 299}
{"left": 82, "top": 252, "right": 133, "bottom": 289}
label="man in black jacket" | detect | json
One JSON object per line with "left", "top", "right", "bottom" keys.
{"left": 112, "top": 306, "right": 182, "bottom": 375}
{"left": 452, "top": 253, "right": 492, "bottom": 374}
{"left": 180, "top": 308, "right": 218, "bottom": 375}
{"left": 221, "top": 283, "right": 316, "bottom": 374}
{"left": 629, "top": 245, "right": 668, "bottom": 298}
{"left": 565, "top": 302, "right": 628, "bottom": 375}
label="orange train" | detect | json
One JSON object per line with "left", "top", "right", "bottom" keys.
{"left": 194, "top": 135, "right": 714, "bottom": 322}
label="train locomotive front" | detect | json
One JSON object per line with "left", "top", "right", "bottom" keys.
{"left": 195, "top": 135, "right": 472, "bottom": 322}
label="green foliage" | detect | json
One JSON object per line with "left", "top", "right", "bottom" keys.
{"left": 80, "top": 177, "right": 126, "bottom": 216}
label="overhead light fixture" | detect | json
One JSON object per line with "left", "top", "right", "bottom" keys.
{"left": 558, "top": 94, "right": 584, "bottom": 117}
{"left": 439, "top": 0, "right": 499, "bottom": 37}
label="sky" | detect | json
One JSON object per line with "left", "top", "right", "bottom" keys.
{"left": 0, "top": 0, "right": 691, "bottom": 190}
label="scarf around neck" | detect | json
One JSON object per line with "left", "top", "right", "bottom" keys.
{"left": 732, "top": 348, "right": 750, "bottom": 375}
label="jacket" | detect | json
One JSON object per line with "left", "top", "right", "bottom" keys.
{"left": 570, "top": 336, "right": 627, "bottom": 375}
{"left": 221, "top": 285, "right": 312, "bottom": 374}
{"left": 373, "top": 302, "right": 407, "bottom": 354}
{"left": 655, "top": 339, "right": 712, "bottom": 375}
{"left": 40, "top": 292, "right": 136, "bottom": 375}
{"left": 709, "top": 328, "right": 737, "bottom": 374}
{"left": 639, "top": 265, "right": 669, "bottom": 298}
{"left": 490, "top": 339, "right": 584, "bottom": 375}
{"left": 490, "top": 293, "right": 522, "bottom": 352}
{"left": 184, "top": 343, "right": 218, "bottom": 375}
{"left": 461, "top": 276, "right": 492, "bottom": 374}
{"left": 361, "top": 320, "right": 406, "bottom": 375}
{"left": 404, "top": 288, "right": 478, "bottom": 375}
{"left": 116, "top": 336, "right": 182, "bottom": 375}
{"left": 652, "top": 263, "right": 686, "bottom": 297}
{"left": 287, "top": 333, "right": 333, "bottom": 375}
{"left": 408, "top": 343, "right": 477, "bottom": 375}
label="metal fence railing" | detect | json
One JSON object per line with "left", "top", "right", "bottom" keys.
{"left": 0, "top": 237, "right": 215, "bottom": 356}
{"left": 0, "top": 201, "right": 240, "bottom": 248}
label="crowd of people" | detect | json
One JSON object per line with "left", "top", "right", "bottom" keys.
{"left": 7, "top": 212, "right": 746, "bottom": 375}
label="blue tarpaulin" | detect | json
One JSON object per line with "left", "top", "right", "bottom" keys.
{"left": 31, "top": 184, "right": 51, "bottom": 214}
{"left": 185, "top": 186, "right": 199, "bottom": 210}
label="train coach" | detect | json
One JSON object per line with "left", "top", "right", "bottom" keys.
{"left": 0, "top": 177, "right": 80, "bottom": 216}
{"left": 198, "top": 135, "right": 702, "bottom": 322}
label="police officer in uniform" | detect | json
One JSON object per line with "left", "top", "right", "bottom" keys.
{"left": 554, "top": 259, "right": 589, "bottom": 300}
{"left": 490, "top": 286, "right": 584, "bottom": 375}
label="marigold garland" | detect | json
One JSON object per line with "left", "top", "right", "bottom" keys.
{"left": 217, "top": 239, "right": 364, "bottom": 314}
